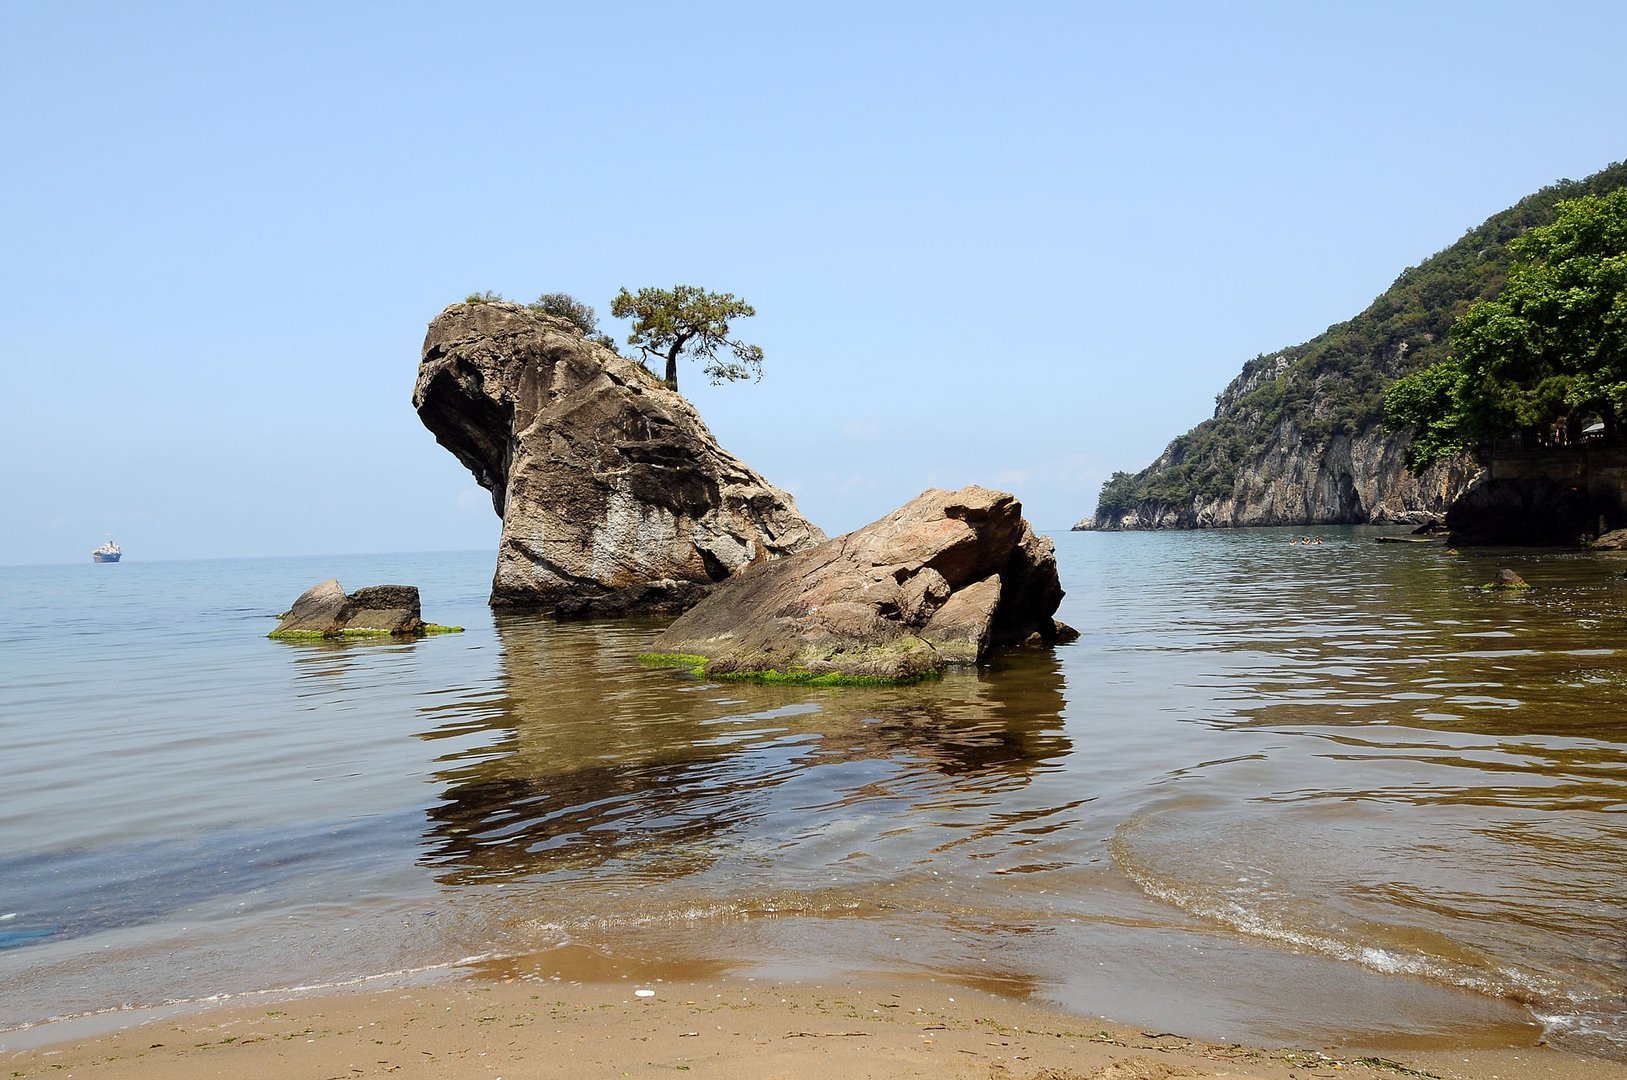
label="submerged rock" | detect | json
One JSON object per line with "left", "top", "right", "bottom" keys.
{"left": 414, "top": 301, "right": 824, "bottom": 615}
{"left": 270, "top": 580, "right": 459, "bottom": 638}
{"left": 649, "top": 486, "right": 1075, "bottom": 682}
{"left": 1482, "top": 568, "right": 1530, "bottom": 591}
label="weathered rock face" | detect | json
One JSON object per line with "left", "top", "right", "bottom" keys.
{"left": 1081, "top": 420, "right": 1481, "bottom": 531}
{"left": 414, "top": 302, "right": 825, "bottom": 614}
{"left": 271, "top": 580, "right": 432, "bottom": 637}
{"left": 650, "top": 486, "right": 1074, "bottom": 682}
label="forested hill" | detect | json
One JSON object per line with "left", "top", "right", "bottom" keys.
{"left": 1083, "top": 159, "right": 1627, "bottom": 531}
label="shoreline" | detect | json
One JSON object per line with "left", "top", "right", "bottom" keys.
{"left": 6, "top": 968, "right": 1626, "bottom": 1080}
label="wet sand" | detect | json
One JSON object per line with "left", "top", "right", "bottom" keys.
{"left": 6, "top": 972, "right": 1625, "bottom": 1080}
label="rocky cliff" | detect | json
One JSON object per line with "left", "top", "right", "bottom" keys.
{"left": 414, "top": 301, "right": 825, "bottom": 613}
{"left": 1082, "top": 161, "right": 1627, "bottom": 532}
{"left": 1087, "top": 417, "right": 1480, "bottom": 531}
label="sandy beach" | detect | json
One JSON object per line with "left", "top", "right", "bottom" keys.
{"left": 6, "top": 970, "right": 1625, "bottom": 1080}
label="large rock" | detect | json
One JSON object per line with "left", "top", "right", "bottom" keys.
{"left": 414, "top": 302, "right": 825, "bottom": 614}
{"left": 650, "top": 486, "right": 1074, "bottom": 682}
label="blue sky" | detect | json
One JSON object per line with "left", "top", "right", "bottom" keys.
{"left": 4, "top": 1, "right": 1624, "bottom": 565}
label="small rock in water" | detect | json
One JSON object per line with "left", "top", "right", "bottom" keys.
{"left": 1482, "top": 568, "right": 1530, "bottom": 590}
{"left": 268, "top": 580, "right": 463, "bottom": 638}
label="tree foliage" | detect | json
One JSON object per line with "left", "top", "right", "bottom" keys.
{"left": 528, "top": 292, "right": 599, "bottom": 336}
{"left": 609, "top": 285, "right": 764, "bottom": 391}
{"left": 1382, "top": 355, "right": 1471, "bottom": 466}
{"left": 1386, "top": 186, "right": 1627, "bottom": 466}
{"left": 1094, "top": 471, "right": 1140, "bottom": 521}
{"left": 1092, "top": 160, "right": 1627, "bottom": 521}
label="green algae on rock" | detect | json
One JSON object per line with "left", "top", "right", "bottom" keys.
{"left": 637, "top": 652, "right": 708, "bottom": 675}
{"left": 713, "top": 667, "right": 937, "bottom": 687}
{"left": 268, "top": 624, "right": 463, "bottom": 640}
{"left": 637, "top": 651, "right": 935, "bottom": 686}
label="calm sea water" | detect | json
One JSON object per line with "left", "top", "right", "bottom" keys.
{"left": 2, "top": 533, "right": 1624, "bottom": 1057}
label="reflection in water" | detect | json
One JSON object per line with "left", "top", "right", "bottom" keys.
{"left": 394, "top": 532, "right": 1627, "bottom": 1060}
{"left": 417, "top": 613, "right": 1071, "bottom": 888}
{"left": 1168, "top": 537, "right": 1627, "bottom": 739}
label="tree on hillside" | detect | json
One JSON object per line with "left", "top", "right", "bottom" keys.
{"left": 609, "top": 285, "right": 764, "bottom": 391}
{"left": 1094, "top": 471, "right": 1140, "bottom": 521}
{"left": 1386, "top": 187, "right": 1627, "bottom": 467}
{"left": 528, "top": 292, "right": 599, "bottom": 336}
{"left": 1381, "top": 355, "right": 1473, "bottom": 467}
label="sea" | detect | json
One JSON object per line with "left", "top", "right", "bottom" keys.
{"left": 2, "top": 530, "right": 1624, "bottom": 1058}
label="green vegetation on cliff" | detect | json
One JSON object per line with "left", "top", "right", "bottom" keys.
{"left": 1094, "top": 160, "right": 1627, "bottom": 523}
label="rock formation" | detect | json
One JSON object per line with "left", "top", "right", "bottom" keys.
{"left": 649, "top": 486, "right": 1075, "bottom": 682}
{"left": 270, "top": 580, "right": 458, "bottom": 638}
{"left": 414, "top": 301, "right": 825, "bottom": 614}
